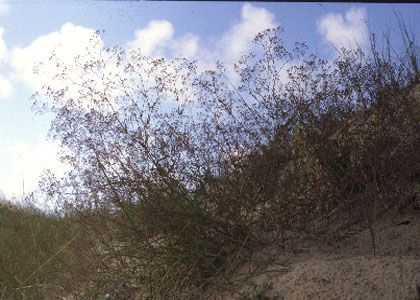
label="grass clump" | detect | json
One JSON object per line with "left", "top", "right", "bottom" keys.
{"left": 0, "top": 198, "right": 93, "bottom": 299}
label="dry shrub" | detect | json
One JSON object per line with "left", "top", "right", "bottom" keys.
{"left": 33, "top": 24, "right": 419, "bottom": 298}
{"left": 220, "top": 27, "right": 420, "bottom": 234}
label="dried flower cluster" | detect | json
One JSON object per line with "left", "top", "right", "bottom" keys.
{"left": 33, "top": 25, "right": 419, "bottom": 298}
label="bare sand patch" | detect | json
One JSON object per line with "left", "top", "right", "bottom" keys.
{"left": 208, "top": 211, "right": 420, "bottom": 300}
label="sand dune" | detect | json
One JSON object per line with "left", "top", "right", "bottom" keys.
{"left": 210, "top": 211, "right": 420, "bottom": 299}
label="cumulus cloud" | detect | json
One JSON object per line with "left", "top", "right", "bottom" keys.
{"left": 126, "top": 19, "right": 200, "bottom": 59}
{"left": 0, "top": 74, "right": 12, "bottom": 98}
{"left": 0, "top": 0, "right": 10, "bottom": 15}
{"left": 171, "top": 33, "right": 199, "bottom": 59}
{"left": 126, "top": 20, "right": 174, "bottom": 56}
{"left": 126, "top": 3, "right": 279, "bottom": 86}
{"left": 10, "top": 22, "right": 103, "bottom": 92}
{"left": 0, "top": 28, "right": 7, "bottom": 60}
{"left": 202, "top": 3, "right": 279, "bottom": 82}
{"left": 125, "top": 3, "right": 277, "bottom": 67}
{"left": 11, "top": 22, "right": 140, "bottom": 113}
{"left": 219, "top": 3, "right": 277, "bottom": 62}
{"left": 0, "top": 27, "right": 12, "bottom": 99}
{"left": 0, "top": 140, "right": 68, "bottom": 198}
{"left": 318, "top": 7, "right": 368, "bottom": 53}
{"left": 126, "top": 4, "right": 279, "bottom": 90}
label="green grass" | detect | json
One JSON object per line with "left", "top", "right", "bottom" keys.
{"left": 0, "top": 199, "right": 91, "bottom": 299}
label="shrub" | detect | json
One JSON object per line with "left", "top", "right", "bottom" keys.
{"left": 32, "top": 24, "right": 419, "bottom": 297}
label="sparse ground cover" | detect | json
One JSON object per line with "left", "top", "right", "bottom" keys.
{"left": 207, "top": 211, "right": 420, "bottom": 300}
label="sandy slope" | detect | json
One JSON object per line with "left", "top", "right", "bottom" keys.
{"left": 209, "top": 211, "right": 420, "bottom": 300}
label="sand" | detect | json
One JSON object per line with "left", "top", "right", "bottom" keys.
{"left": 208, "top": 211, "right": 420, "bottom": 300}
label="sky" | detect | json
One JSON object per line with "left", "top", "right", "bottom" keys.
{"left": 0, "top": 1, "right": 418, "bottom": 200}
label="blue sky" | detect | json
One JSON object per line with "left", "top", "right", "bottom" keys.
{"left": 0, "top": 1, "right": 418, "bottom": 199}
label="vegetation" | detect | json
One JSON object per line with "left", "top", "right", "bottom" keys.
{"left": 0, "top": 24, "right": 418, "bottom": 299}
{"left": 0, "top": 198, "right": 94, "bottom": 299}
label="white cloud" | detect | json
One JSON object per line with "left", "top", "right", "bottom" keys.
{"left": 0, "top": 27, "right": 12, "bottom": 99}
{"left": 125, "top": 3, "right": 278, "bottom": 80}
{"left": 178, "top": 3, "right": 277, "bottom": 84}
{"left": 318, "top": 7, "right": 368, "bottom": 53}
{"left": 0, "top": 74, "right": 12, "bottom": 98}
{"left": 11, "top": 23, "right": 140, "bottom": 112}
{"left": 171, "top": 33, "right": 199, "bottom": 59}
{"left": 126, "top": 20, "right": 174, "bottom": 56}
{"left": 0, "top": 27, "right": 7, "bottom": 60}
{"left": 10, "top": 22, "right": 103, "bottom": 92}
{"left": 219, "top": 3, "right": 277, "bottom": 62}
{"left": 126, "top": 20, "right": 201, "bottom": 59}
{"left": 0, "top": 0, "right": 10, "bottom": 15}
{"left": 0, "top": 140, "right": 68, "bottom": 198}
{"left": 203, "top": 3, "right": 278, "bottom": 82}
